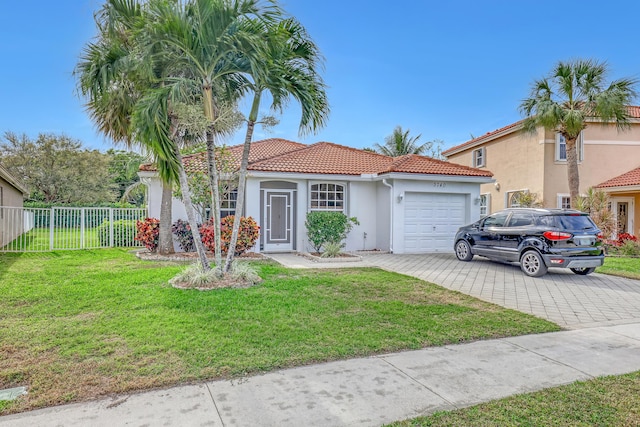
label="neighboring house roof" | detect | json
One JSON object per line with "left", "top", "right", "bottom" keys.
{"left": 442, "top": 106, "right": 640, "bottom": 157}
{"left": 140, "top": 139, "right": 493, "bottom": 178}
{"left": 383, "top": 154, "right": 492, "bottom": 177}
{"left": 596, "top": 166, "right": 640, "bottom": 189}
{"left": 0, "top": 164, "right": 28, "bottom": 196}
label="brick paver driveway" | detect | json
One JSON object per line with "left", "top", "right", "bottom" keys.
{"left": 363, "top": 253, "right": 640, "bottom": 329}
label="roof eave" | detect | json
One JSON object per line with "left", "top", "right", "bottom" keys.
{"left": 443, "top": 122, "right": 525, "bottom": 157}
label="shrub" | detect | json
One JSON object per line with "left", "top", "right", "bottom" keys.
{"left": 305, "top": 211, "right": 359, "bottom": 253}
{"left": 320, "top": 241, "right": 344, "bottom": 258}
{"left": 618, "top": 233, "right": 638, "bottom": 245}
{"left": 230, "top": 262, "right": 261, "bottom": 285}
{"left": 97, "top": 219, "right": 137, "bottom": 247}
{"left": 199, "top": 215, "right": 260, "bottom": 255}
{"left": 135, "top": 217, "right": 160, "bottom": 252}
{"left": 169, "top": 263, "right": 219, "bottom": 288}
{"left": 172, "top": 219, "right": 195, "bottom": 252}
{"left": 618, "top": 239, "right": 640, "bottom": 257}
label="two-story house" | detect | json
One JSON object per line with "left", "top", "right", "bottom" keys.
{"left": 442, "top": 107, "right": 640, "bottom": 237}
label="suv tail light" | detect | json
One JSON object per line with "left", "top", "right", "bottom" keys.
{"left": 543, "top": 231, "right": 572, "bottom": 241}
{"left": 596, "top": 232, "right": 604, "bottom": 240}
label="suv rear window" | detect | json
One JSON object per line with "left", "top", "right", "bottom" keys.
{"left": 551, "top": 214, "right": 596, "bottom": 230}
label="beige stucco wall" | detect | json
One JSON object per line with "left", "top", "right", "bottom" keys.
{"left": 447, "top": 127, "right": 545, "bottom": 213}
{"left": 543, "top": 123, "right": 640, "bottom": 203}
{"left": 447, "top": 122, "right": 640, "bottom": 219}
{"left": 0, "top": 176, "right": 26, "bottom": 247}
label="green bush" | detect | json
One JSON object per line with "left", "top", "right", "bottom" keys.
{"left": 305, "top": 211, "right": 358, "bottom": 253}
{"left": 97, "top": 219, "right": 137, "bottom": 247}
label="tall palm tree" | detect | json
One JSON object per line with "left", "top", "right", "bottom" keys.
{"left": 145, "top": 0, "right": 280, "bottom": 272}
{"left": 373, "top": 126, "right": 430, "bottom": 156}
{"left": 520, "top": 59, "right": 637, "bottom": 207}
{"left": 76, "top": 0, "right": 176, "bottom": 255}
{"left": 224, "top": 17, "right": 329, "bottom": 271}
{"left": 77, "top": 0, "right": 211, "bottom": 268}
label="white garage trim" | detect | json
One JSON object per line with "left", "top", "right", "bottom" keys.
{"left": 403, "top": 192, "right": 467, "bottom": 253}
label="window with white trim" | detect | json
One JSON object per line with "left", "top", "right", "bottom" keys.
{"left": 506, "top": 190, "right": 528, "bottom": 208}
{"left": 557, "top": 194, "right": 571, "bottom": 209}
{"left": 310, "top": 183, "right": 344, "bottom": 211}
{"left": 472, "top": 147, "right": 486, "bottom": 168}
{"left": 556, "top": 132, "right": 584, "bottom": 162}
{"left": 220, "top": 189, "right": 238, "bottom": 218}
{"left": 479, "top": 193, "right": 490, "bottom": 217}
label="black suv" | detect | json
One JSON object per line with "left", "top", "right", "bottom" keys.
{"left": 454, "top": 208, "right": 604, "bottom": 277}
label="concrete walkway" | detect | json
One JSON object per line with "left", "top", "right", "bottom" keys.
{"left": 1, "top": 323, "right": 639, "bottom": 427}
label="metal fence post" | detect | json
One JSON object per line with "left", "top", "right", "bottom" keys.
{"left": 80, "top": 208, "right": 86, "bottom": 249}
{"left": 109, "top": 208, "right": 114, "bottom": 248}
{"left": 49, "top": 207, "right": 55, "bottom": 251}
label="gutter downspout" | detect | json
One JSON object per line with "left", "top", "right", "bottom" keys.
{"left": 382, "top": 179, "right": 393, "bottom": 253}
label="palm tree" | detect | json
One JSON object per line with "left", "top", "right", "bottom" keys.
{"left": 145, "top": 0, "right": 280, "bottom": 273}
{"left": 76, "top": 0, "right": 176, "bottom": 256}
{"left": 77, "top": 0, "right": 210, "bottom": 268}
{"left": 373, "top": 126, "right": 431, "bottom": 156}
{"left": 520, "top": 59, "right": 637, "bottom": 207}
{"left": 224, "top": 17, "right": 329, "bottom": 271}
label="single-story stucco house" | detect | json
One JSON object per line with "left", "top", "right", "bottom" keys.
{"left": 139, "top": 138, "right": 494, "bottom": 254}
{"left": 0, "top": 164, "right": 29, "bottom": 247}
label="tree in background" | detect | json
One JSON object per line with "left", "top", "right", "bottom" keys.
{"left": 0, "top": 132, "right": 116, "bottom": 204}
{"left": 373, "top": 126, "right": 443, "bottom": 158}
{"left": 107, "top": 149, "right": 146, "bottom": 205}
{"left": 520, "top": 59, "right": 637, "bottom": 207}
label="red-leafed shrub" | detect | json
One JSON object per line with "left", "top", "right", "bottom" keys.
{"left": 199, "top": 215, "right": 260, "bottom": 255}
{"left": 135, "top": 217, "right": 160, "bottom": 252}
{"left": 618, "top": 233, "right": 638, "bottom": 244}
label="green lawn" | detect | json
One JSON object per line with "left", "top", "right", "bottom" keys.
{"left": 387, "top": 371, "right": 640, "bottom": 426}
{"left": 0, "top": 249, "right": 558, "bottom": 414}
{"left": 2, "top": 225, "right": 141, "bottom": 252}
{"left": 600, "top": 256, "right": 640, "bottom": 280}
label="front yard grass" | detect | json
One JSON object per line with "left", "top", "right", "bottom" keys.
{"left": 387, "top": 371, "right": 640, "bottom": 426}
{"left": 0, "top": 249, "right": 559, "bottom": 414}
{"left": 599, "top": 256, "right": 640, "bottom": 280}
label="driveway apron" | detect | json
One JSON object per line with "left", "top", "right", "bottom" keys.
{"left": 362, "top": 253, "right": 640, "bottom": 329}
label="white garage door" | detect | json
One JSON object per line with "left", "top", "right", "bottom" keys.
{"left": 403, "top": 192, "right": 466, "bottom": 253}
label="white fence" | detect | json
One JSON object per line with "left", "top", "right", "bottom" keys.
{"left": 0, "top": 206, "right": 148, "bottom": 252}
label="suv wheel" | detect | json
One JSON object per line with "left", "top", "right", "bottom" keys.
{"left": 455, "top": 240, "right": 473, "bottom": 261}
{"left": 570, "top": 267, "right": 596, "bottom": 275}
{"left": 520, "top": 251, "right": 548, "bottom": 277}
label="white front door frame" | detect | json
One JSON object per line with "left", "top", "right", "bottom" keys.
{"left": 263, "top": 189, "right": 294, "bottom": 252}
{"left": 611, "top": 196, "right": 635, "bottom": 238}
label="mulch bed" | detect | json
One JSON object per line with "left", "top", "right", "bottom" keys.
{"left": 135, "top": 250, "right": 265, "bottom": 262}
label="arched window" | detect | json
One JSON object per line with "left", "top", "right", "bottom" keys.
{"left": 310, "top": 183, "right": 344, "bottom": 211}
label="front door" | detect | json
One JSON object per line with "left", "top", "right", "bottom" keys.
{"left": 612, "top": 197, "right": 634, "bottom": 238}
{"left": 263, "top": 190, "right": 293, "bottom": 251}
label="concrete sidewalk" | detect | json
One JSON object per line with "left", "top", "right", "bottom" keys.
{"left": 2, "top": 323, "right": 639, "bottom": 427}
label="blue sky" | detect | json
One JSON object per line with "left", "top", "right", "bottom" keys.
{"left": 1, "top": 0, "right": 639, "bottom": 152}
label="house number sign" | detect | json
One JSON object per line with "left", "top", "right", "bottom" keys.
{"left": 433, "top": 182, "right": 446, "bottom": 188}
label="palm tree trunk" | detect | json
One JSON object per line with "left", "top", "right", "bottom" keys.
{"left": 566, "top": 138, "right": 580, "bottom": 208}
{"left": 224, "top": 92, "right": 261, "bottom": 273}
{"left": 174, "top": 145, "right": 210, "bottom": 271}
{"left": 206, "top": 128, "right": 223, "bottom": 273}
{"left": 157, "top": 180, "right": 174, "bottom": 255}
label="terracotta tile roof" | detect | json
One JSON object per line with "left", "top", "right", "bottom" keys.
{"left": 442, "top": 106, "right": 640, "bottom": 157}
{"left": 442, "top": 120, "right": 524, "bottom": 156}
{"left": 140, "top": 138, "right": 492, "bottom": 178}
{"left": 596, "top": 166, "right": 640, "bottom": 188}
{"left": 139, "top": 138, "right": 305, "bottom": 173}
{"left": 383, "top": 154, "right": 493, "bottom": 177}
{"left": 248, "top": 142, "right": 391, "bottom": 175}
